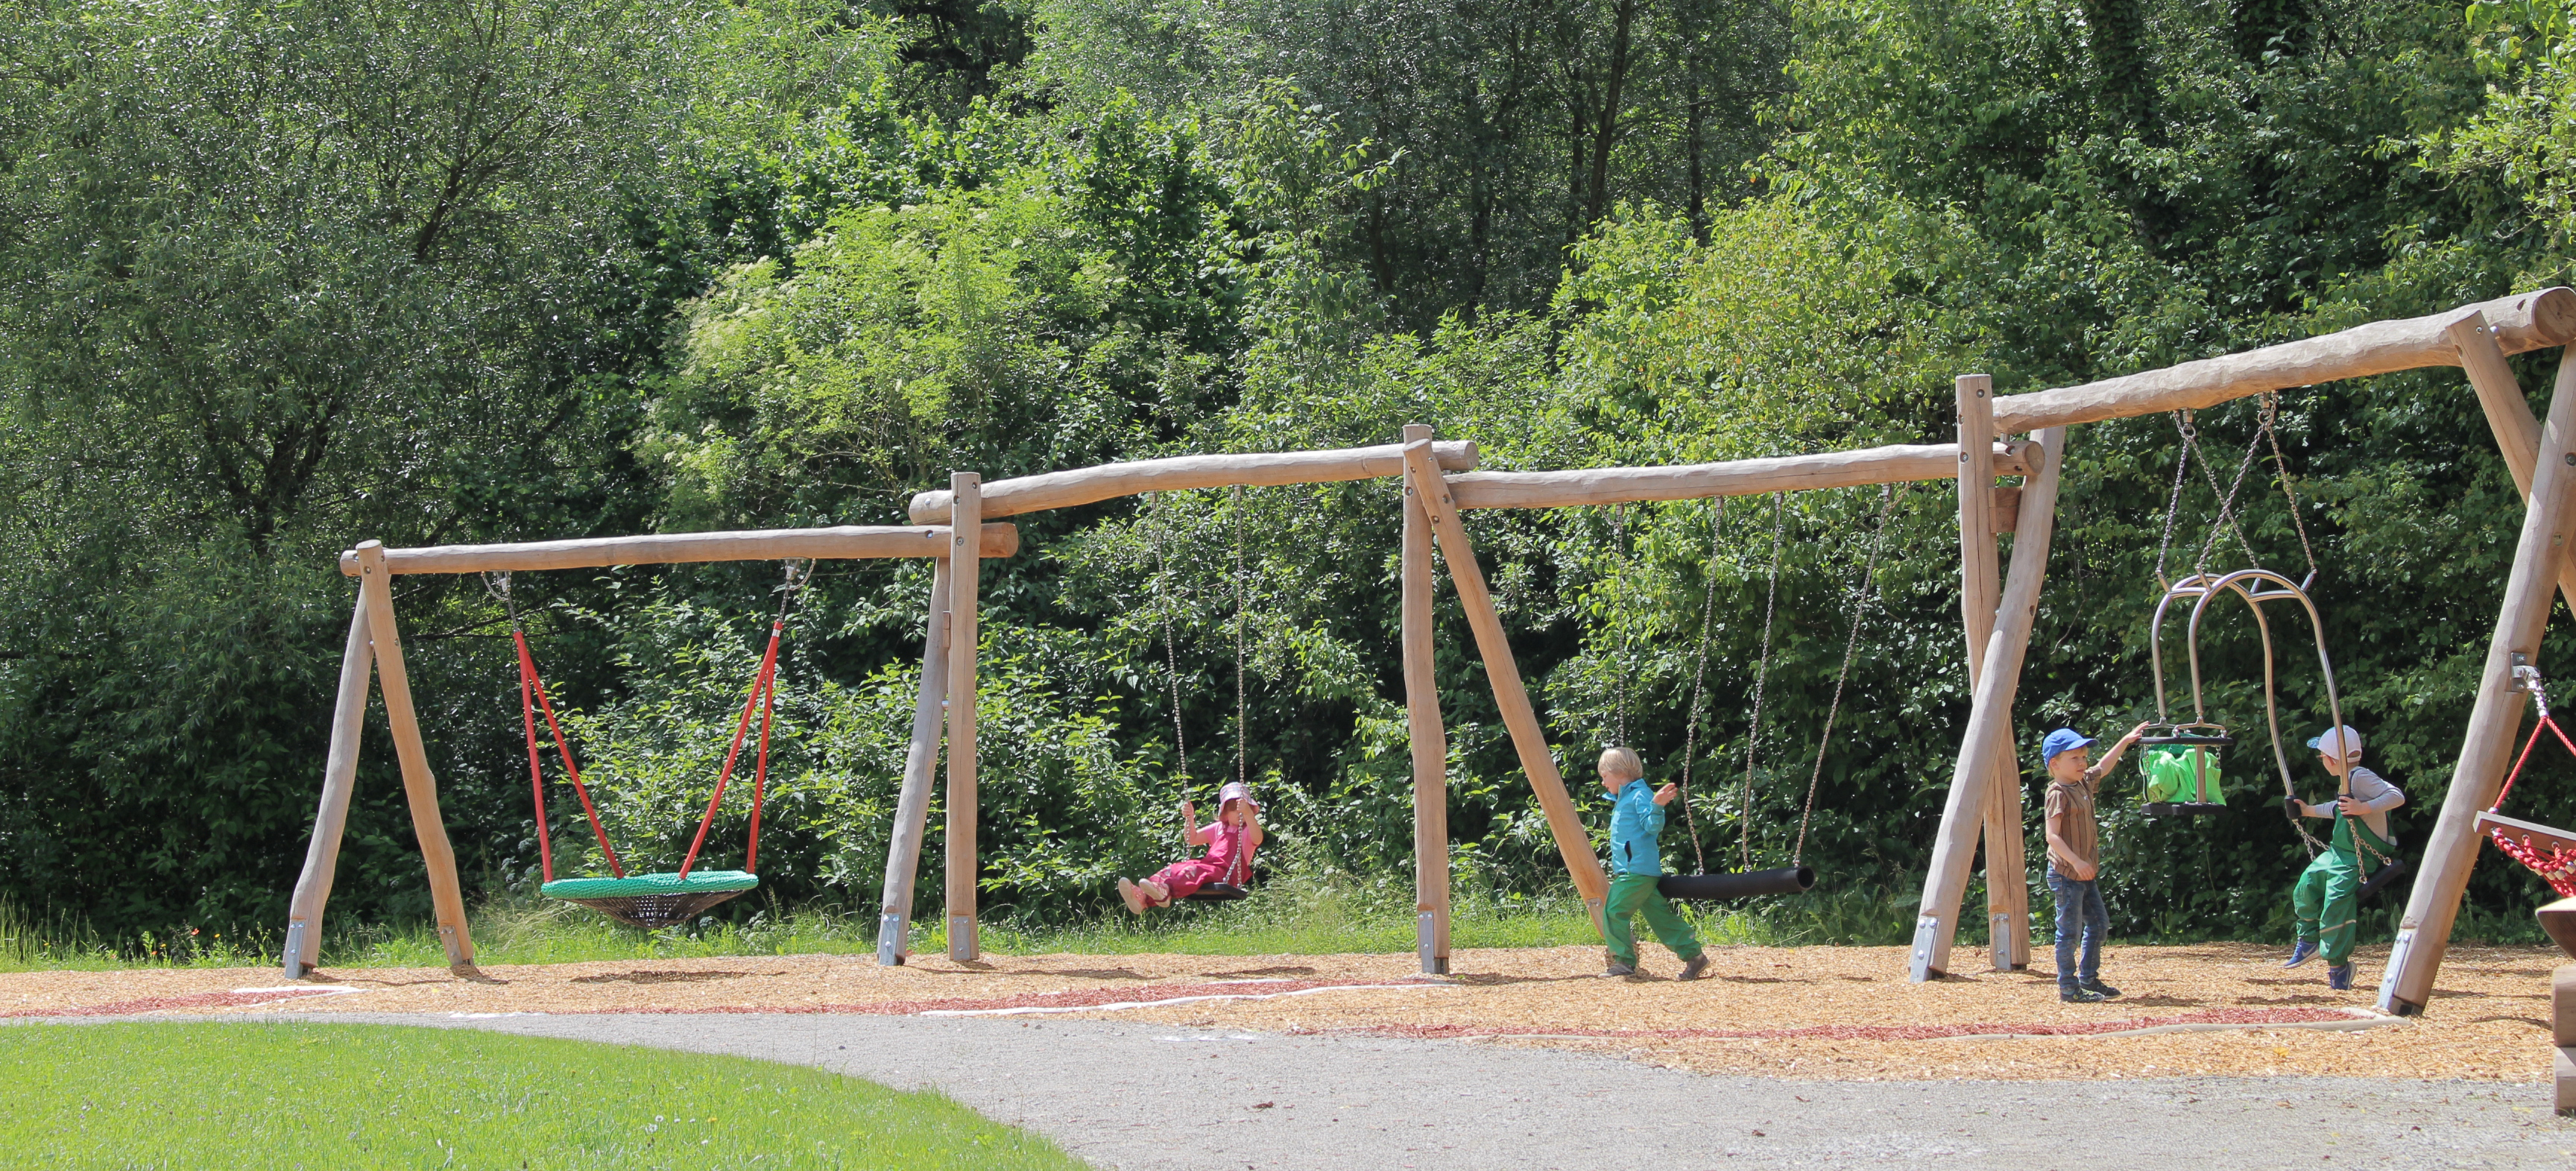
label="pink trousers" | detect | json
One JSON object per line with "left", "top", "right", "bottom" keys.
{"left": 1146, "top": 859, "right": 1227, "bottom": 903}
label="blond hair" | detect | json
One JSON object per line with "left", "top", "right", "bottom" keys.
{"left": 1598, "top": 745, "right": 1644, "bottom": 780}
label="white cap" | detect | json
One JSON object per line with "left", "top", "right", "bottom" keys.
{"left": 2307, "top": 725, "right": 2363, "bottom": 760}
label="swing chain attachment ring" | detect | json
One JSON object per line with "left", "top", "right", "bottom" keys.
{"left": 2513, "top": 653, "right": 2550, "bottom": 719}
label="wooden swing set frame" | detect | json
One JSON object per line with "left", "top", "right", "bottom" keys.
{"left": 287, "top": 286, "right": 2576, "bottom": 1014}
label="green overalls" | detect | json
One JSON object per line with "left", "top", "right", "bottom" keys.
{"left": 2291, "top": 806, "right": 2393, "bottom": 966}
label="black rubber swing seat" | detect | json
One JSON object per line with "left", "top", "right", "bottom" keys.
{"left": 1184, "top": 883, "right": 1250, "bottom": 903}
{"left": 2143, "top": 801, "right": 2229, "bottom": 818}
{"left": 1658, "top": 866, "right": 1816, "bottom": 901}
{"left": 540, "top": 871, "right": 759, "bottom": 929}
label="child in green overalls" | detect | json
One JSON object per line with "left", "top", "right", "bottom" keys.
{"left": 2285, "top": 723, "right": 2404, "bottom": 991}
{"left": 1596, "top": 747, "right": 1709, "bottom": 981}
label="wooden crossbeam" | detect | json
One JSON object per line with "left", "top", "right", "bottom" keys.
{"left": 1444, "top": 441, "right": 2033, "bottom": 511}
{"left": 1994, "top": 288, "right": 2575, "bottom": 433}
{"left": 908, "top": 442, "right": 1482, "bottom": 523}
{"left": 339, "top": 524, "right": 1019, "bottom": 575}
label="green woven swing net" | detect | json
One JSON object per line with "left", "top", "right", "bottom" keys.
{"left": 540, "top": 871, "right": 760, "bottom": 930}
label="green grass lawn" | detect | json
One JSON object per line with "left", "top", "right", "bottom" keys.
{"left": 0, "top": 1022, "right": 1086, "bottom": 1170}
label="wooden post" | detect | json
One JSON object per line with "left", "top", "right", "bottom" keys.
{"left": 1957, "top": 376, "right": 2022, "bottom": 971}
{"left": 1401, "top": 424, "right": 1453, "bottom": 975}
{"left": 877, "top": 559, "right": 953, "bottom": 965}
{"left": 1911, "top": 428, "right": 2068, "bottom": 981}
{"left": 352, "top": 542, "right": 473, "bottom": 968}
{"left": 280, "top": 597, "right": 374, "bottom": 978}
{"left": 944, "top": 473, "right": 983, "bottom": 962}
{"left": 2378, "top": 352, "right": 2576, "bottom": 1014}
{"left": 2452, "top": 312, "right": 2576, "bottom": 613}
{"left": 1400, "top": 441, "right": 1611, "bottom": 932}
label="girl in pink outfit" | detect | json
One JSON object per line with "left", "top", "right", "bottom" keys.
{"left": 1120, "top": 782, "right": 1263, "bottom": 912}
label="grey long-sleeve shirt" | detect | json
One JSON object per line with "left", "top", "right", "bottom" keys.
{"left": 2299, "top": 765, "right": 2403, "bottom": 843}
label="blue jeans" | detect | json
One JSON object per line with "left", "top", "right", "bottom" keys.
{"left": 2047, "top": 865, "right": 2108, "bottom": 991}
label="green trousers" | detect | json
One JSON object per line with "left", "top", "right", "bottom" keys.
{"left": 2292, "top": 815, "right": 2391, "bottom": 965}
{"left": 1603, "top": 872, "right": 1703, "bottom": 967}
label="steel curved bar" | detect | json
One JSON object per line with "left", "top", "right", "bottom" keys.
{"left": 2183, "top": 568, "right": 2347, "bottom": 803}
{"left": 2147, "top": 580, "right": 2213, "bottom": 728}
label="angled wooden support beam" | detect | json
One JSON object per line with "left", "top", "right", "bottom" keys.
{"left": 877, "top": 559, "right": 953, "bottom": 966}
{"left": 353, "top": 542, "right": 473, "bottom": 969}
{"left": 282, "top": 596, "right": 375, "bottom": 979}
{"left": 2380, "top": 350, "right": 2576, "bottom": 1015}
{"left": 1402, "top": 423, "right": 1453, "bottom": 976}
{"left": 945, "top": 474, "right": 985, "bottom": 962}
{"left": 339, "top": 525, "right": 1019, "bottom": 575}
{"left": 1912, "top": 427, "right": 2068, "bottom": 982}
{"left": 908, "top": 443, "right": 1482, "bottom": 523}
{"left": 1994, "top": 288, "right": 2576, "bottom": 432}
{"left": 1401, "top": 441, "right": 1611, "bottom": 930}
{"left": 2452, "top": 312, "right": 2576, "bottom": 613}
{"left": 1445, "top": 442, "right": 2033, "bottom": 511}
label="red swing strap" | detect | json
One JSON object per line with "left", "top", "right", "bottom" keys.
{"left": 2485, "top": 668, "right": 2576, "bottom": 897}
{"left": 495, "top": 572, "right": 625, "bottom": 884}
{"left": 517, "top": 629, "right": 626, "bottom": 882}
{"left": 677, "top": 561, "right": 809, "bottom": 880}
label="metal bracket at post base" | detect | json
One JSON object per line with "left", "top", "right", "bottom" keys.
{"left": 876, "top": 913, "right": 908, "bottom": 966}
{"left": 281, "top": 922, "right": 308, "bottom": 980}
{"left": 2375, "top": 927, "right": 2426, "bottom": 1016}
{"left": 1583, "top": 897, "right": 1607, "bottom": 942}
{"left": 1909, "top": 914, "right": 1945, "bottom": 982}
{"left": 1989, "top": 914, "right": 2014, "bottom": 972}
{"left": 438, "top": 923, "right": 468, "bottom": 968}
{"left": 947, "top": 915, "right": 978, "bottom": 962}
{"left": 1417, "top": 912, "right": 1448, "bottom": 976}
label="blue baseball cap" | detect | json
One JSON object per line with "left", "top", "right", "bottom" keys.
{"left": 2041, "top": 728, "right": 2097, "bottom": 763}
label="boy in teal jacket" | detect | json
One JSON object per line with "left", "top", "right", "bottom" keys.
{"left": 1597, "top": 746, "right": 1709, "bottom": 980}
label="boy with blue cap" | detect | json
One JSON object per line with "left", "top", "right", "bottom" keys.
{"left": 2042, "top": 722, "right": 2147, "bottom": 1003}
{"left": 2285, "top": 723, "right": 2403, "bottom": 991}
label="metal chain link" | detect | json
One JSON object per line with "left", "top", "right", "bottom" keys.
{"left": 1234, "top": 485, "right": 1248, "bottom": 796}
{"left": 2156, "top": 411, "right": 2196, "bottom": 589}
{"left": 1676, "top": 498, "right": 1721, "bottom": 877}
{"left": 1739, "top": 493, "right": 1786, "bottom": 871}
{"left": 2261, "top": 394, "right": 2322, "bottom": 584}
{"left": 1151, "top": 495, "right": 1191, "bottom": 804}
{"left": 2190, "top": 406, "right": 2267, "bottom": 578}
{"left": 1795, "top": 485, "right": 1897, "bottom": 865}
{"left": 1611, "top": 503, "right": 1629, "bottom": 751}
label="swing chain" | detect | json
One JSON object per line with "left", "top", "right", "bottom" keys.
{"left": 2189, "top": 404, "right": 2267, "bottom": 578}
{"left": 1234, "top": 484, "right": 1248, "bottom": 795}
{"left": 1151, "top": 493, "right": 1191, "bottom": 790}
{"left": 1676, "top": 499, "right": 1721, "bottom": 877}
{"left": 1611, "top": 502, "right": 1629, "bottom": 751}
{"left": 1740, "top": 493, "right": 1786, "bottom": 871}
{"left": 2260, "top": 394, "right": 2321, "bottom": 587}
{"left": 2155, "top": 411, "right": 2195, "bottom": 590}
{"left": 1794, "top": 485, "right": 1898, "bottom": 866}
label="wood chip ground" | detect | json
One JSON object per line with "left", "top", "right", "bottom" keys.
{"left": 3, "top": 941, "right": 2556, "bottom": 1082}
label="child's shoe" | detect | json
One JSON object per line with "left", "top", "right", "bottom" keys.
{"left": 1117, "top": 877, "right": 1146, "bottom": 915}
{"left": 1678, "top": 954, "right": 1710, "bottom": 982}
{"left": 2283, "top": 940, "right": 2318, "bottom": 968}
{"left": 2327, "top": 964, "right": 2354, "bottom": 991}
{"left": 2080, "top": 979, "right": 2121, "bottom": 999}
{"left": 2061, "top": 986, "right": 2106, "bottom": 1003}
{"left": 1603, "top": 959, "right": 1636, "bottom": 978}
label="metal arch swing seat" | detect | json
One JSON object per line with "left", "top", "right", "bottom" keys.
{"left": 2138, "top": 398, "right": 2405, "bottom": 901}
{"left": 502, "top": 564, "right": 809, "bottom": 929}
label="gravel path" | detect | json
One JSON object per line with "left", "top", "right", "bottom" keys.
{"left": 259, "top": 1011, "right": 2570, "bottom": 1170}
